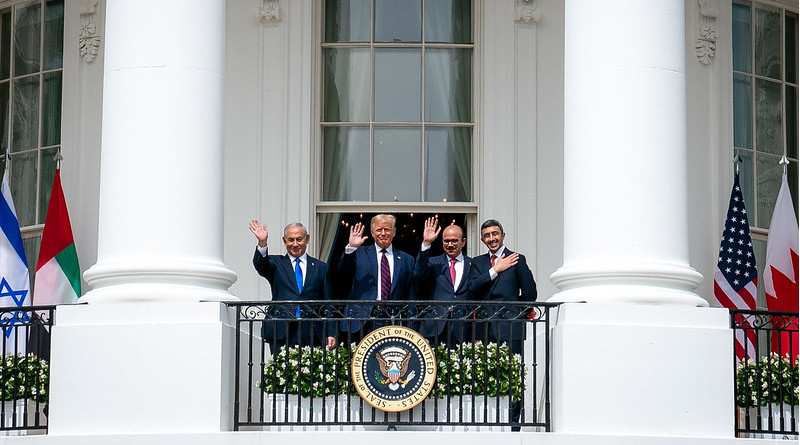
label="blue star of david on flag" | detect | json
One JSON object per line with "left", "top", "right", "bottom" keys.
{"left": 1, "top": 165, "right": 31, "bottom": 352}
{"left": 1, "top": 310, "right": 30, "bottom": 339}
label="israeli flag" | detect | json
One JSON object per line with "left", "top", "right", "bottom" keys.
{"left": 0, "top": 166, "right": 30, "bottom": 353}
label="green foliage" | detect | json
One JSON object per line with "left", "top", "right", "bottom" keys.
{"left": 260, "top": 344, "right": 357, "bottom": 398}
{"left": 260, "top": 341, "right": 526, "bottom": 402}
{"left": 1, "top": 354, "right": 49, "bottom": 403}
{"left": 433, "top": 341, "right": 526, "bottom": 402}
{"left": 736, "top": 353, "right": 799, "bottom": 407}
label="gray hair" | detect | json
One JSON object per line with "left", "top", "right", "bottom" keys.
{"left": 283, "top": 222, "right": 308, "bottom": 237}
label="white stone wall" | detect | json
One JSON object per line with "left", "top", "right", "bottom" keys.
{"left": 55, "top": 0, "right": 747, "bottom": 305}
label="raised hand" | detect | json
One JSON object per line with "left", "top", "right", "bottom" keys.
{"left": 249, "top": 219, "right": 269, "bottom": 247}
{"left": 348, "top": 222, "right": 368, "bottom": 248}
{"left": 492, "top": 252, "right": 519, "bottom": 273}
{"left": 421, "top": 217, "right": 441, "bottom": 246}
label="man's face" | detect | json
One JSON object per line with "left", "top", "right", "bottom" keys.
{"left": 283, "top": 226, "right": 309, "bottom": 258}
{"left": 372, "top": 221, "right": 395, "bottom": 250}
{"left": 480, "top": 225, "right": 505, "bottom": 254}
{"left": 442, "top": 226, "right": 466, "bottom": 259}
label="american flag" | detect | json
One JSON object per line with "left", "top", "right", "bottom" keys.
{"left": 712, "top": 172, "right": 757, "bottom": 361}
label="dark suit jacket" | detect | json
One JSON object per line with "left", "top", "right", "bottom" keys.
{"left": 253, "top": 248, "right": 334, "bottom": 342}
{"left": 414, "top": 249, "right": 473, "bottom": 340}
{"left": 469, "top": 249, "right": 537, "bottom": 341}
{"left": 338, "top": 244, "right": 416, "bottom": 332}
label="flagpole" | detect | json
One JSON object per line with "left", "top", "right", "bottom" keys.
{"left": 54, "top": 149, "right": 63, "bottom": 170}
{"left": 779, "top": 155, "right": 789, "bottom": 175}
{"left": 733, "top": 154, "right": 742, "bottom": 175}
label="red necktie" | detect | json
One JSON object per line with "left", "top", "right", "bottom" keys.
{"left": 491, "top": 254, "right": 496, "bottom": 267}
{"left": 449, "top": 258, "right": 457, "bottom": 289}
{"left": 380, "top": 250, "right": 391, "bottom": 300}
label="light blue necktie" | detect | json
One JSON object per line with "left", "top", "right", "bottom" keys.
{"left": 294, "top": 258, "right": 303, "bottom": 317}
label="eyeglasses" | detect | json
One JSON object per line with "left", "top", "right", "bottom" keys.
{"left": 442, "top": 239, "right": 462, "bottom": 245}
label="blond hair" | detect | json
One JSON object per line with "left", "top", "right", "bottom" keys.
{"left": 370, "top": 214, "right": 396, "bottom": 231}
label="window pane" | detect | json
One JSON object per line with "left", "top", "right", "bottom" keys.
{"left": 0, "top": 11, "right": 10, "bottom": 80}
{"left": 322, "top": 126, "right": 370, "bottom": 201}
{"left": 789, "top": 163, "right": 799, "bottom": 218}
{"left": 425, "top": 127, "right": 471, "bottom": 202}
{"left": 38, "top": 146, "right": 56, "bottom": 224}
{"left": 788, "top": 86, "right": 797, "bottom": 159}
{"left": 373, "top": 127, "right": 420, "bottom": 201}
{"left": 732, "top": 3, "right": 751, "bottom": 73}
{"left": 733, "top": 73, "right": 752, "bottom": 149}
{"left": 374, "top": 48, "right": 421, "bottom": 122}
{"left": 752, "top": 238, "right": 767, "bottom": 307}
{"left": 323, "top": 48, "right": 371, "bottom": 122}
{"left": 736, "top": 149, "right": 754, "bottom": 220}
{"left": 375, "top": 0, "right": 421, "bottom": 43}
{"left": 756, "top": 153, "right": 782, "bottom": 228}
{"left": 12, "top": 75, "right": 39, "bottom": 152}
{"left": 324, "top": 0, "right": 370, "bottom": 43}
{"left": 754, "top": 78, "right": 781, "bottom": 154}
{"left": 787, "top": 14, "right": 798, "bottom": 84}
{"left": 42, "top": 71, "right": 60, "bottom": 146}
{"left": 23, "top": 236, "right": 38, "bottom": 291}
{"left": 9, "top": 150, "right": 36, "bottom": 226}
{"left": 14, "top": 2, "right": 40, "bottom": 76}
{"left": 425, "top": 0, "right": 471, "bottom": 43}
{"left": 425, "top": 48, "right": 471, "bottom": 122}
{"left": 754, "top": 8, "right": 781, "bottom": 79}
{"left": 43, "top": 0, "right": 63, "bottom": 70}
{"left": 0, "top": 81, "right": 8, "bottom": 153}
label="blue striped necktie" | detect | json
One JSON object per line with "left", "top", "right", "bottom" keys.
{"left": 380, "top": 249, "right": 391, "bottom": 300}
{"left": 294, "top": 258, "right": 302, "bottom": 317}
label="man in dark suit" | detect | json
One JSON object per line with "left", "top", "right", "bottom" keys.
{"left": 414, "top": 217, "right": 472, "bottom": 348}
{"left": 337, "top": 214, "right": 415, "bottom": 339}
{"left": 250, "top": 220, "right": 336, "bottom": 354}
{"left": 468, "top": 219, "right": 537, "bottom": 431}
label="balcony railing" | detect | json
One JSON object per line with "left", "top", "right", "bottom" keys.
{"left": 731, "top": 309, "right": 799, "bottom": 439}
{"left": 229, "top": 300, "right": 558, "bottom": 431}
{"left": 0, "top": 305, "right": 54, "bottom": 435}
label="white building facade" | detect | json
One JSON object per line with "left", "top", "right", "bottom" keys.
{"left": 0, "top": 0, "right": 797, "bottom": 444}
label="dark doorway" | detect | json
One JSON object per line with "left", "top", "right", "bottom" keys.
{"left": 326, "top": 212, "right": 467, "bottom": 299}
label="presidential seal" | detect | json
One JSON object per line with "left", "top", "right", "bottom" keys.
{"left": 351, "top": 326, "right": 437, "bottom": 412}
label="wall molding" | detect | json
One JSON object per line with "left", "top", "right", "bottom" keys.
{"left": 259, "top": 0, "right": 281, "bottom": 23}
{"left": 695, "top": 0, "right": 718, "bottom": 65}
{"left": 78, "top": 0, "right": 100, "bottom": 63}
{"left": 514, "top": 0, "right": 540, "bottom": 25}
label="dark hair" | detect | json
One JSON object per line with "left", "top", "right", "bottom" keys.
{"left": 480, "top": 219, "right": 504, "bottom": 233}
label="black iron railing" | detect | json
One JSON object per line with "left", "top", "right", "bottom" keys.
{"left": 731, "top": 309, "right": 798, "bottom": 439}
{"left": 229, "top": 300, "right": 558, "bottom": 431}
{"left": 0, "top": 305, "right": 54, "bottom": 435}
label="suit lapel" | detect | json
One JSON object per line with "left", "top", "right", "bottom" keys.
{"left": 304, "top": 257, "right": 319, "bottom": 297}
{"left": 455, "top": 256, "right": 470, "bottom": 291}
{"left": 391, "top": 252, "right": 403, "bottom": 292}
{"left": 368, "top": 245, "right": 380, "bottom": 292}
{"left": 282, "top": 255, "right": 300, "bottom": 295}
{"left": 443, "top": 255, "right": 454, "bottom": 287}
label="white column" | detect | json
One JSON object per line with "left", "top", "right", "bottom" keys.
{"left": 550, "top": 0, "right": 706, "bottom": 306}
{"left": 82, "top": 0, "right": 236, "bottom": 302}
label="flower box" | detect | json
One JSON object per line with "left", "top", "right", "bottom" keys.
{"left": 257, "top": 394, "right": 510, "bottom": 431}
{"left": 738, "top": 405, "right": 800, "bottom": 439}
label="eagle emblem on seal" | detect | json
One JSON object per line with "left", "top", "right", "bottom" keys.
{"left": 376, "top": 346, "right": 416, "bottom": 391}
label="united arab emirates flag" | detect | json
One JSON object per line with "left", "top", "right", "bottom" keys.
{"left": 34, "top": 169, "right": 80, "bottom": 305}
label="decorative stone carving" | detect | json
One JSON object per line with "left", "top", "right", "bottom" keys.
{"left": 259, "top": 0, "right": 281, "bottom": 23}
{"left": 514, "top": 0, "right": 540, "bottom": 25}
{"left": 79, "top": 0, "right": 100, "bottom": 63}
{"left": 695, "top": 0, "right": 718, "bottom": 65}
